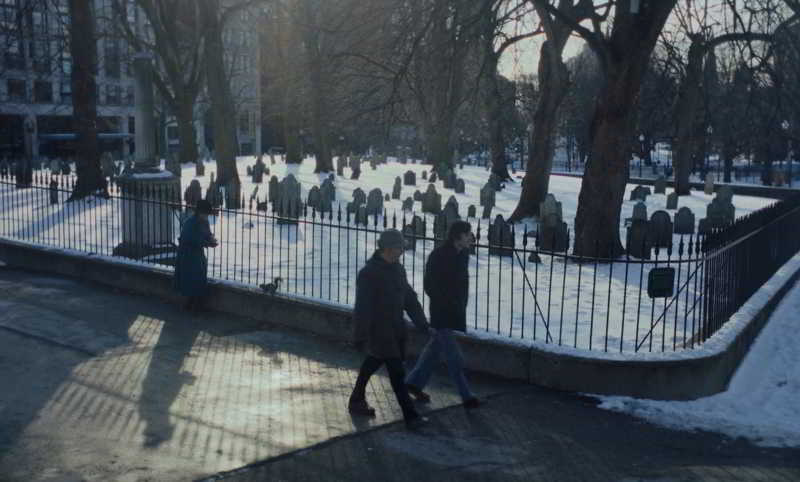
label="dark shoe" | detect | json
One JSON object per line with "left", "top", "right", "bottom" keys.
{"left": 405, "top": 415, "right": 429, "bottom": 430}
{"left": 348, "top": 398, "right": 376, "bottom": 417}
{"left": 463, "top": 397, "right": 481, "bottom": 409}
{"left": 406, "top": 384, "right": 431, "bottom": 403}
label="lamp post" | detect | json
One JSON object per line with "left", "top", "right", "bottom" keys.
{"left": 705, "top": 125, "right": 713, "bottom": 180}
{"left": 782, "top": 120, "right": 791, "bottom": 187}
{"left": 638, "top": 134, "right": 644, "bottom": 178}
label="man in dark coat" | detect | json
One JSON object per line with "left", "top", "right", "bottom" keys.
{"left": 174, "top": 199, "right": 218, "bottom": 312}
{"left": 406, "top": 221, "right": 480, "bottom": 408}
{"left": 349, "top": 229, "right": 431, "bottom": 429}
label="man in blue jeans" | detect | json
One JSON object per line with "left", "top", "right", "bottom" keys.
{"left": 406, "top": 220, "right": 480, "bottom": 409}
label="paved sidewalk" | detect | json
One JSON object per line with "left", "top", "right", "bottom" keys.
{"left": 0, "top": 268, "right": 797, "bottom": 482}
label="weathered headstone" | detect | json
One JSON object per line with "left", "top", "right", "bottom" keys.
{"left": 666, "top": 192, "right": 678, "bottom": 210}
{"left": 488, "top": 173, "right": 502, "bottom": 191}
{"left": 402, "top": 197, "right": 414, "bottom": 211}
{"left": 648, "top": 210, "right": 673, "bottom": 248}
{"left": 320, "top": 178, "right": 335, "bottom": 202}
{"left": 268, "top": 175, "right": 280, "bottom": 203}
{"left": 537, "top": 214, "right": 569, "bottom": 253}
{"left": 421, "top": 184, "right": 441, "bottom": 215}
{"left": 704, "top": 172, "right": 714, "bottom": 195}
{"left": 421, "top": 170, "right": 427, "bottom": 181}
{"left": 355, "top": 205, "right": 368, "bottom": 225}
{"left": 184, "top": 179, "right": 203, "bottom": 207}
{"left": 413, "top": 190, "right": 423, "bottom": 202}
{"left": 195, "top": 159, "right": 205, "bottom": 177}
{"left": 352, "top": 187, "right": 366, "bottom": 206}
{"left": 454, "top": 178, "right": 465, "bottom": 194}
{"left": 433, "top": 214, "right": 448, "bottom": 246}
{"left": 467, "top": 205, "right": 476, "bottom": 218}
{"left": 488, "top": 215, "right": 513, "bottom": 257}
{"left": 654, "top": 175, "right": 666, "bottom": 194}
{"left": 629, "top": 185, "right": 650, "bottom": 201}
{"left": 429, "top": 171, "right": 437, "bottom": 183}
{"left": 403, "top": 170, "right": 416, "bottom": 186}
{"left": 366, "top": 188, "right": 384, "bottom": 216}
{"left": 539, "top": 194, "right": 563, "bottom": 222}
{"left": 443, "top": 170, "right": 457, "bottom": 189}
{"left": 674, "top": 207, "right": 695, "bottom": 234}
{"left": 626, "top": 219, "right": 651, "bottom": 259}
{"left": 350, "top": 157, "right": 361, "bottom": 180}
{"left": 307, "top": 186, "right": 321, "bottom": 210}
{"left": 717, "top": 185, "right": 733, "bottom": 204}
{"left": 481, "top": 204, "right": 492, "bottom": 219}
{"left": 392, "top": 177, "right": 402, "bottom": 200}
{"left": 706, "top": 197, "right": 734, "bottom": 228}
{"left": 276, "top": 174, "right": 302, "bottom": 223}
{"left": 480, "top": 183, "right": 496, "bottom": 208}
{"left": 698, "top": 218, "right": 712, "bottom": 234}
{"left": 444, "top": 195, "right": 459, "bottom": 217}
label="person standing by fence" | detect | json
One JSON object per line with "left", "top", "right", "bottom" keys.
{"left": 348, "top": 229, "right": 431, "bottom": 429}
{"left": 174, "top": 199, "right": 218, "bottom": 313}
{"left": 406, "top": 220, "right": 480, "bottom": 409}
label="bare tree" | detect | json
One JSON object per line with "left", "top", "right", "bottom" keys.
{"left": 66, "top": 0, "right": 106, "bottom": 200}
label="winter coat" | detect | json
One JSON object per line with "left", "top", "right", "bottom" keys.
{"left": 424, "top": 241, "right": 469, "bottom": 332}
{"left": 352, "top": 252, "right": 429, "bottom": 359}
{"left": 174, "top": 214, "right": 216, "bottom": 297}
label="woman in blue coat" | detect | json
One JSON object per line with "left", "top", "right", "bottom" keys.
{"left": 174, "top": 199, "right": 218, "bottom": 312}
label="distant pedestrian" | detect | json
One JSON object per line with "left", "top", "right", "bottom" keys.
{"left": 406, "top": 221, "right": 480, "bottom": 409}
{"left": 349, "top": 229, "right": 431, "bottom": 429}
{"left": 174, "top": 199, "right": 218, "bottom": 312}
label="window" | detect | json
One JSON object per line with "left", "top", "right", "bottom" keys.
{"left": 60, "top": 49, "right": 71, "bottom": 75}
{"left": 105, "top": 38, "right": 120, "bottom": 78}
{"left": 32, "top": 39, "right": 50, "bottom": 73}
{"left": 60, "top": 82, "right": 71, "bottom": 104}
{"left": 34, "top": 80, "right": 52, "bottom": 103}
{"left": 31, "top": 10, "right": 48, "bottom": 35}
{"left": 4, "top": 35, "right": 24, "bottom": 71}
{"left": 7, "top": 79, "right": 25, "bottom": 101}
{"left": 105, "top": 84, "right": 120, "bottom": 105}
{"left": 239, "top": 111, "right": 249, "bottom": 134}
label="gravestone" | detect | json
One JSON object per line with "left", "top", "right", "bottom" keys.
{"left": 413, "top": 190, "right": 423, "bottom": 202}
{"left": 467, "top": 205, "right": 476, "bottom": 218}
{"left": 421, "top": 170, "right": 427, "bottom": 181}
{"left": 488, "top": 173, "right": 502, "bottom": 191}
{"left": 654, "top": 175, "right": 666, "bottom": 194}
{"left": 674, "top": 207, "right": 695, "bottom": 234}
{"left": 429, "top": 171, "right": 438, "bottom": 183}
{"left": 247, "top": 166, "right": 252, "bottom": 176}
{"left": 307, "top": 186, "right": 321, "bottom": 210}
{"left": 421, "top": 184, "right": 441, "bottom": 215}
{"left": 629, "top": 185, "right": 650, "bottom": 202}
{"left": 539, "top": 194, "right": 563, "bottom": 223}
{"left": 350, "top": 157, "right": 361, "bottom": 180}
{"left": 392, "top": 177, "right": 402, "bottom": 200}
{"left": 443, "top": 170, "right": 457, "bottom": 189}
{"left": 666, "top": 192, "right": 678, "bottom": 210}
{"left": 268, "top": 175, "right": 280, "bottom": 203}
{"left": 404, "top": 170, "right": 416, "bottom": 186}
{"left": 454, "top": 178, "right": 465, "bottom": 194}
{"left": 336, "top": 156, "right": 345, "bottom": 176}
{"left": 444, "top": 195, "right": 459, "bottom": 217}
{"left": 195, "top": 159, "right": 205, "bottom": 177}
{"left": 355, "top": 205, "right": 368, "bottom": 225}
{"left": 632, "top": 201, "right": 648, "bottom": 222}
{"left": 402, "top": 197, "right": 414, "bottom": 211}
{"left": 717, "top": 185, "right": 733, "bottom": 204}
{"left": 537, "top": 214, "right": 569, "bottom": 253}
{"left": 320, "top": 178, "right": 335, "bottom": 202}
{"left": 482, "top": 204, "right": 492, "bottom": 219}
{"left": 626, "top": 219, "right": 651, "bottom": 260}
{"left": 276, "top": 174, "right": 302, "bottom": 223}
{"left": 706, "top": 197, "right": 734, "bottom": 228}
{"left": 366, "top": 188, "right": 384, "bottom": 216}
{"left": 648, "top": 210, "right": 673, "bottom": 248}
{"left": 480, "top": 183, "right": 496, "bottom": 208}
{"left": 205, "top": 180, "right": 221, "bottom": 208}
{"left": 698, "top": 218, "right": 712, "bottom": 234}
{"left": 409, "top": 215, "right": 425, "bottom": 237}
{"left": 384, "top": 193, "right": 390, "bottom": 202}
{"left": 488, "top": 215, "right": 513, "bottom": 257}
{"left": 704, "top": 172, "right": 714, "bottom": 195}
{"left": 369, "top": 157, "right": 377, "bottom": 170}
{"left": 352, "top": 187, "right": 366, "bottom": 206}
{"left": 184, "top": 179, "right": 202, "bottom": 207}
{"left": 433, "top": 214, "right": 448, "bottom": 246}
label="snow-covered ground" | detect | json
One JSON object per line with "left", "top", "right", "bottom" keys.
{"left": 598, "top": 266, "right": 800, "bottom": 448}
{"left": 0, "top": 156, "right": 777, "bottom": 352}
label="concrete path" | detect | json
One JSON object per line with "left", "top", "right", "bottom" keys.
{"left": 0, "top": 268, "right": 797, "bottom": 482}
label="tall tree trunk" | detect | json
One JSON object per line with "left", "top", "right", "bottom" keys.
{"left": 202, "top": 0, "right": 240, "bottom": 208}
{"left": 484, "top": 53, "right": 509, "bottom": 180}
{"left": 511, "top": 40, "right": 568, "bottom": 220}
{"left": 673, "top": 39, "right": 705, "bottom": 195}
{"left": 175, "top": 94, "right": 198, "bottom": 164}
{"left": 67, "top": 0, "right": 105, "bottom": 200}
{"left": 572, "top": 1, "right": 677, "bottom": 257}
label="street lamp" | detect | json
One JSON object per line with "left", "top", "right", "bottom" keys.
{"left": 782, "top": 120, "right": 791, "bottom": 187}
{"left": 638, "top": 134, "right": 645, "bottom": 178}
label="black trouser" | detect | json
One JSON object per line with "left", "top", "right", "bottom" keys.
{"left": 352, "top": 356, "right": 418, "bottom": 421}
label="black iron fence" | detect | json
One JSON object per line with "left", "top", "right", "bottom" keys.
{"left": 2, "top": 170, "right": 799, "bottom": 354}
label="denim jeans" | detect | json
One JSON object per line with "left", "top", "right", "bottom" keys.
{"left": 406, "top": 329, "right": 474, "bottom": 401}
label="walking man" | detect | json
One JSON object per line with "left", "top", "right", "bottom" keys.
{"left": 174, "top": 199, "right": 218, "bottom": 312}
{"left": 349, "top": 229, "right": 431, "bottom": 429}
{"left": 406, "top": 221, "right": 480, "bottom": 408}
